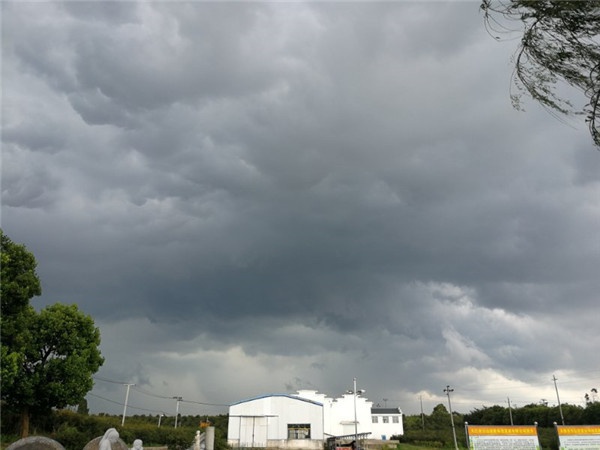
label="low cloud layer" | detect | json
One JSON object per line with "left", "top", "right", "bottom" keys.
{"left": 3, "top": 1, "right": 598, "bottom": 417}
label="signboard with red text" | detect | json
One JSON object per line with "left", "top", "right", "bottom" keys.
{"left": 466, "top": 425, "right": 540, "bottom": 450}
{"left": 556, "top": 425, "right": 600, "bottom": 450}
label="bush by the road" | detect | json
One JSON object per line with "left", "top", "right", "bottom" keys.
{"left": 0, "top": 410, "right": 228, "bottom": 450}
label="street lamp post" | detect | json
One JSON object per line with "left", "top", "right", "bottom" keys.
{"left": 173, "top": 396, "right": 183, "bottom": 428}
{"left": 347, "top": 377, "right": 366, "bottom": 449}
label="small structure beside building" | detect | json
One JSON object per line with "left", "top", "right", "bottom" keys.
{"left": 227, "top": 390, "right": 403, "bottom": 450}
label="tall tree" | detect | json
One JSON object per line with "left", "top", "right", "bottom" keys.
{"left": 429, "top": 403, "right": 452, "bottom": 429}
{"left": 0, "top": 230, "right": 104, "bottom": 437}
{"left": 481, "top": 0, "right": 600, "bottom": 147}
{"left": 1, "top": 230, "right": 42, "bottom": 397}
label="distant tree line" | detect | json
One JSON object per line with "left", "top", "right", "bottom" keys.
{"left": 464, "top": 401, "right": 600, "bottom": 427}
{"left": 397, "top": 403, "right": 467, "bottom": 448}
{"left": 396, "top": 400, "right": 600, "bottom": 449}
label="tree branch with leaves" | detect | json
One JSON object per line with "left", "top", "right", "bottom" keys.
{"left": 481, "top": 0, "right": 600, "bottom": 147}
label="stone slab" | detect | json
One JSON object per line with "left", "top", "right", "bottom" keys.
{"left": 6, "top": 436, "right": 66, "bottom": 450}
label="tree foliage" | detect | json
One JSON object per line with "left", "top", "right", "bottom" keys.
{"left": 0, "top": 230, "right": 104, "bottom": 437}
{"left": 481, "top": 0, "right": 600, "bottom": 147}
{"left": 463, "top": 402, "right": 599, "bottom": 427}
{"left": 1, "top": 230, "right": 43, "bottom": 397}
{"left": 1, "top": 231, "right": 42, "bottom": 316}
{"left": 398, "top": 404, "right": 466, "bottom": 448}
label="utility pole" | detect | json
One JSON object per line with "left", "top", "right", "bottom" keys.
{"left": 173, "top": 396, "right": 183, "bottom": 428}
{"left": 419, "top": 395, "right": 425, "bottom": 430}
{"left": 121, "top": 383, "right": 135, "bottom": 426}
{"left": 553, "top": 375, "right": 565, "bottom": 425}
{"left": 444, "top": 386, "right": 459, "bottom": 450}
{"left": 507, "top": 397, "right": 514, "bottom": 425}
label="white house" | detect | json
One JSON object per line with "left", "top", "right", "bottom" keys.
{"left": 370, "top": 407, "right": 404, "bottom": 440}
{"left": 227, "top": 390, "right": 403, "bottom": 449}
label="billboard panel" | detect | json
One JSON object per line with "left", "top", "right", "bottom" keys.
{"left": 466, "top": 425, "right": 540, "bottom": 450}
{"left": 556, "top": 425, "right": 600, "bottom": 450}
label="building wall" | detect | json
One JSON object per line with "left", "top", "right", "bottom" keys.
{"left": 330, "top": 394, "right": 373, "bottom": 438}
{"left": 228, "top": 391, "right": 403, "bottom": 448}
{"left": 295, "top": 391, "right": 333, "bottom": 437}
{"left": 295, "top": 391, "right": 373, "bottom": 438}
{"left": 228, "top": 395, "right": 324, "bottom": 448}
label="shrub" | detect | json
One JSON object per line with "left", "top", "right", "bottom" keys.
{"left": 53, "top": 425, "right": 89, "bottom": 450}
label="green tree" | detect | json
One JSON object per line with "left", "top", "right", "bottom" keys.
{"left": 1, "top": 230, "right": 42, "bottom": 396}
{"left": 583, "top": 401, "right": 600, "bottom": 424}
{"left": 77, "top": 397, "right": 90, "bottom": 415}
{"left": 465, "top": 405, "right": 511, "bottom": 425}
{"left": 0, "top": 230, "right": 104, "bottom": 437}
{"left": 481, "top": 0, "right": 600, "bottom": 147}
{"left": 402, "top": 414, "right": 425, "bottom": 431}
{"left": 1, "top": 231, "right": 42, "bottom": 315}
{"left": 429, "top": 403, "right": 452, "bottom": 429}
{"left": 557, "top": 404, "right": 584, "bottom": 425}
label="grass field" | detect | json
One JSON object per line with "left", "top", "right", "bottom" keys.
{"left": 395, "top": 445, "right": 461, "bottom": 450}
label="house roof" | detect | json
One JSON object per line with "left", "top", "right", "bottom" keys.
{"left": 371, "top": 407, "right": 402, "bottom": 414}
{"left": 230, "top": 393, "right": 323, "bottom": 407}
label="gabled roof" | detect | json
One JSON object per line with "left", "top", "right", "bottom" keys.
{"left": 230, "top": 393, "right": 323, "bottom": 407}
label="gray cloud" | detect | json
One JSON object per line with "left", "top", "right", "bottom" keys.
{"left": 2, "top": 1, "right": 598, "bottom": 416}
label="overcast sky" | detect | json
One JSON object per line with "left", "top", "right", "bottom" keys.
{"left": 2, "top": 1, "right": 599, "bottom": 419}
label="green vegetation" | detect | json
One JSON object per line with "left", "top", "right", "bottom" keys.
{"left": 0, "top": 410, "right": 229, "bottom": 450}
{"left": 396, "top": 404, "right": 466, "bottom": 449}
{"left": 0, "top": 230, "right": 104, "bottom": 438}
{"left": 464, "top": 401, "right": 600, "bottom": 427}
{"left": 396, "top": 400, "right": 600, "bottom": 450}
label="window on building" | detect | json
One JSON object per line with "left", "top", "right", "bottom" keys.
{"left": 392, "top": 416, "right": 399, "bottom": 423}
{"left": 372, "top": 416, "right": 378, "bottom": 423}
{"left": 288, "top": 424, "right": 311, "bottom": 439}
{"left": 382, "top": 416, "right": 389, "bottom": 423}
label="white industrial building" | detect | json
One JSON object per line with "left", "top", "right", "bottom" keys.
{"left": 227, "top": 390, "right": 403, "bottom": 449}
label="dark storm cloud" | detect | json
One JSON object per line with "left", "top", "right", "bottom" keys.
{"left": 2, "top": 1, "right": 598, "bottom": 415}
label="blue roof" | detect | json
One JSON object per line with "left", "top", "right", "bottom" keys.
{"left": 230, "top": 393, "right": 323, "bottom": 407}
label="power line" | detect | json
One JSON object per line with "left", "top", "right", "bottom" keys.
{"left": 87, "top": 393, "right": 163, "bottom": 414}
{"left": 93, "top": 375, "right": 129, "bottom": 385}
{"left": 131, "top": 385, "right": 173, "bottom": 400}
{"left": 92, "top": 375, "right": 230, "bottom": 408}
{"left": 182, "top": 399, "right": 230, "bottom": 407}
